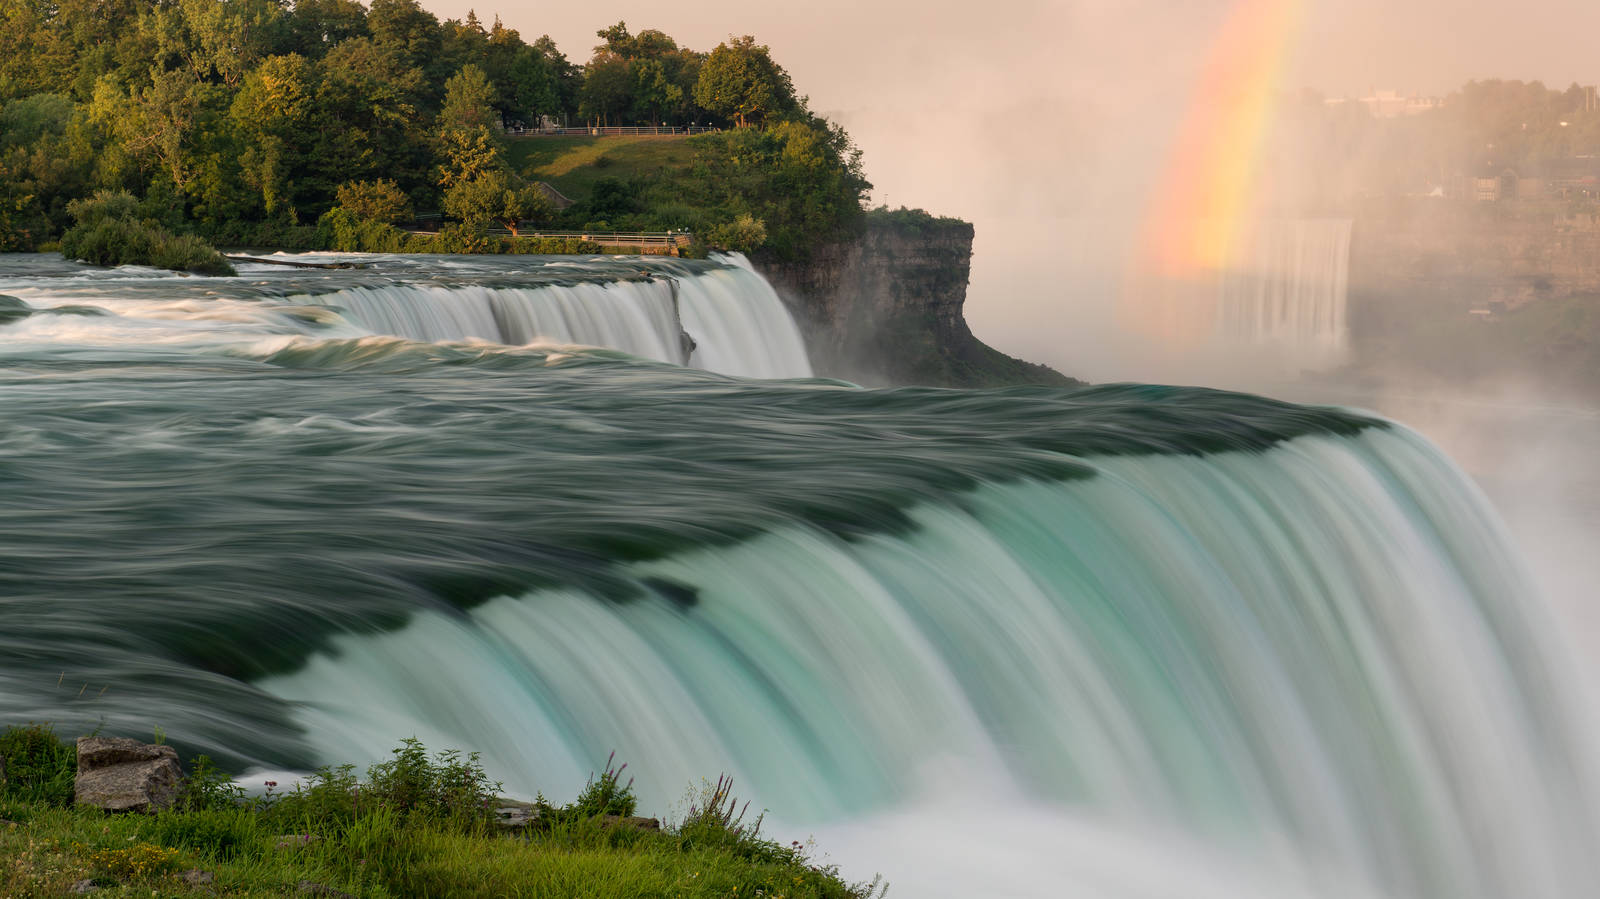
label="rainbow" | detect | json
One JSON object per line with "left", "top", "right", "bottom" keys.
{"left": 1125, "top": 0, "right": 1304, "bottom": 338}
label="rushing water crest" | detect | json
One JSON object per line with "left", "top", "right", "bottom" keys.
{"left": 1, "top": 251, "right": 1593, "bottom": 898}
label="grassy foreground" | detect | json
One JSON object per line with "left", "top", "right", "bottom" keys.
{"left": 1, "top": 726, "right": 882, "bottom": 899}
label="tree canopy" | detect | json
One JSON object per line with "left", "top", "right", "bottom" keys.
{"left": 0, "top": 6, "right": 868, "bottom": 258}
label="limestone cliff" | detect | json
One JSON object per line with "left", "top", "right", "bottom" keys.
{"left": 1344, "top": 201, "right": 1600, "bottom": 396}
{"left": 1349, "top": 203, "right": 1600, "bottom": 334}
{"left": 754, "top": 213, "right": 1076, "bottom": 388}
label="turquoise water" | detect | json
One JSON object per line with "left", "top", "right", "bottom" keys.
{"left": 2, "top": 253, "right": 1595, "bottom": 898}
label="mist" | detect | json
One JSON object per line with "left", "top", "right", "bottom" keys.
{"left": 429, "top": 0, "right": 1598, "bottom": 380}
{"left": 425, "top": 2, "right": 1600, "bottom": 893}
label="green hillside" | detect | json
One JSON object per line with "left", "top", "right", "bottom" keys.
{"left": 508, "top": 135, "right": 697, "bottom": 200}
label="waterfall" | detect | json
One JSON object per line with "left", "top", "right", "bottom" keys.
{"left": 679, "top": 256, "right": 816, "bottom": 379}
{"left": 298, "top": 281, "right": 690, "bottom": 365}
{"left": 1121, "top": 219, "right": 1353, "bottom": 371}
{"left": 294, "top": 254, "right": 814, "bottom": 379}
{"left": 0, "top": 252, "right": 813, "bottom": 378}
{"left": 250, "top": 425, "right": 1594, "bottom": 899}
{"left": 1217, "top": 219, "right": 1352, "bottom": 359}
{"left": 3, "top": 250, "right": 1594, "bottom": 899}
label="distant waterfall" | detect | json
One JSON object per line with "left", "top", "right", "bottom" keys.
{"left": 301, "top": 281, "right": 690, "bottom": 365}
{"left": 1216, "top": 219, "right": 1351, "bottom": 358}
{"left": 1122, "top": 219, "right": 1352, "bottom": 370}
{"left": 297, "top": 254, "right": 813, "bottom": 379}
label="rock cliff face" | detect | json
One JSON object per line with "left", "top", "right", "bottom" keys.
{"left": 755, "top": 216, "right": 1076, "bottom": 388}
{"left": 1342, "top": 203, "right": 1600, "bottom": 396}
{"left": 1349, "top": 206, "right": 1600, "bottom": 335}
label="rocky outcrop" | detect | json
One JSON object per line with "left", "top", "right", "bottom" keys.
{"left": 756, "top": 214, "right": 1077, "bottom": 388}
{"left": 75, "top": 736, "right": 182, "bottom": 812}
{"left": 1351, "top": 206, "right": 1600, "bottom": 315}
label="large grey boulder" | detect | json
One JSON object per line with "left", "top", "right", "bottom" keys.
{"left": 75, "top": 737, "right": 183, "bottom": 812}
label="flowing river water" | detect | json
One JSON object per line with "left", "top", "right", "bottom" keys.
{"left": 2, "top": 252, "right": 1595, "bottom": 898}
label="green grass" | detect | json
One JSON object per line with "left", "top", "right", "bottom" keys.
{"left": 0, "top": 728, "right": 883, "bottom": 899}
{"left": 0, "top": 804, "right": 873, "bottom": 898}
{"left": 506, "top": 136, "right": 698, "bottom": 201}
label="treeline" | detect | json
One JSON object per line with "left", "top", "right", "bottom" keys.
{"left": 0, "top": 1, "right": 869, "bottom": 258}
{"left": 1279, "top": 79, "right": 1600, "bottom": 206}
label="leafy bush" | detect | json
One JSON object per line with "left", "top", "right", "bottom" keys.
{"left": 313, "top": 207, "right": 410, "bottom": 253}
{"left": 265, "top": 739, "right": 500, "bottom": 831}
{"left": 676, "top": 774, "right": 787, "bottom": 863}
{"left": 335, "top": 179, "right": 413, "bottom": 224}
{"left": 507, "top": 236, "right": 603, "bottom": 254}
{"left": 707, "top": 213, "right": 767, "bottom": 252}
{"left": 263, "top": 763, "right": 360, "bottom": 829}
{"left": 425, "top": 222, "right": 500, "bottom": 254}
{"left": 533, "top": 752, "right": 637, "bottom": 829}
{"left": 365, "top": 738, "right": 499, "bottom": 823}
{"left": 59, "top": 191, "right": 236, "bottom": 276}
{"left": 0, "top": 723, "right": 76, "bottom": 806}
{"left": 178, "top": 754, "right": 245, "bottom": 811}
{"left": 865, "top": 205, "right": 973, "bottom": 237}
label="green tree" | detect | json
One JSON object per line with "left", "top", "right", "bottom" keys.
{"left": 313, "top": 36, "right": 431, "bottom": 196}
{"left": 285, "top": 0, "right": 369, "bottom": 59}
{"left": 335, "top": 178, "right": 411, "bottom": 222}
{"left": 578, "top": 51, "right": 630, "bottom": 126}
{"left": 439, "top": 64, "right": 499, "bottom": 133}
{"left": 693, "top": 36, "right": 796, "bottom": 128}
{"left": 366, "top": 0, "right": 440, "bottom": 84}
{"left": 442, "top": 168, "right": 552, "bottom": 235}
{"left": 632, "top": 58, "right": 682, "bottom": 126}
{"left": 230, "top": 53, "right": 316, "bottom": 216}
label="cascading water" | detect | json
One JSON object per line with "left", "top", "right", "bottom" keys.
{"left": 0, "top": 252, "right": 811, "bottom": 379}
{"left": 1121, "top": 219, "right": 1352, "bottom": 373}
{"left": 2, "top": 250, "right": 1595, "bottom": 898}
{"left": 1217, "top": 219, "right": 1352, "bottom": 358}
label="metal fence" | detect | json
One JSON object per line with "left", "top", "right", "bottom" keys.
{"left": 500, "top": 230, "right": 694, "bottom": 248}
{"left": 405, "top": 223, "right": 694, "bottom": 249}
{"left": 505, "top": 125, "right": 719, "bottom": 138}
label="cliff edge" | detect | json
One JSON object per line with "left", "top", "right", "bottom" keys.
{"left": 755, "top": 210, "right": 1078, "bottom": 388}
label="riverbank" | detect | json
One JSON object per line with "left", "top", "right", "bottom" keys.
{"left": 0, "top": 726, "right": 882, "bottom": 899}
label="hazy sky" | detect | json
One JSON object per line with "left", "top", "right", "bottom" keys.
{"left": 424, "top": 0, "right": 1600, "bottom": 376}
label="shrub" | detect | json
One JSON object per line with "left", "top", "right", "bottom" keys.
{"left": 533, "top": 752, "right": 637, "bottom": 829}
{"left": 365, "top": 738, "right": 499, "bottom": 823}
{"left": 265, "top": 739, "right": 499, "bottom": 831}
{"left": 0, "top": 723, "right": 77, "bottom": 806}
{"left": 426, "top": 223, "right": 500, "bottom": 254}
{"left": 676, "top": 774, "right": 785, "bottom": 863}
{"left": 313, "top": 207, "right": 410, "bottom": 253}
{"left": 707, "top": 213, "right": 767, "bottom": 252}
{"left": 178, "top": 754, "right": 245, "bottom": 811}
{"left": 335, "top": 179, "right": 413, "bottom": 224}
{"left": 507, "top": 236, "right": 603, "bottom": 255}
{"left": 59, "top": 191, "right": 236, "bottom": 276}
{"left": 264, "top": 763, "right": 360, "bottom": 829}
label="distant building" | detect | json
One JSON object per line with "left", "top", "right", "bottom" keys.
{"left": 1323, "top": 90, "right": 1441, "bottom": 119}
{"left": 1542, "top": 157, "right": 1600, "bottom": 198}
{"left": 1470, "top": 165, "right": 1520, "bottom": 202}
